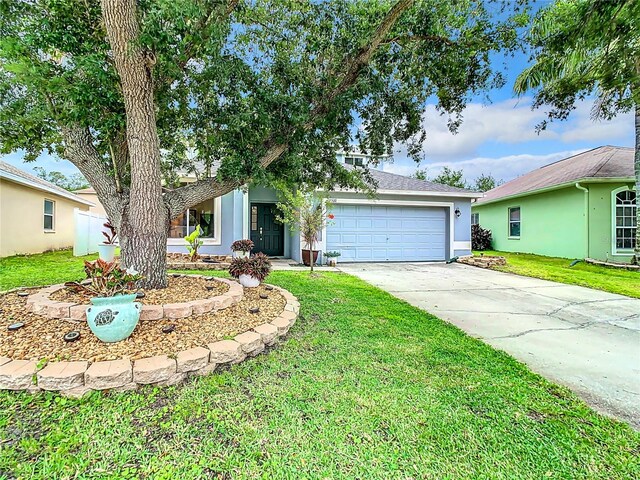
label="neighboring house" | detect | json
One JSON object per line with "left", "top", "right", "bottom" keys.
{"left": 88, "top": 153, "right": 480, "bottom": 262}
{"left": 472, "top": 146, "right": 637, "bottom": 262}
{"left": 0, "top": 160, "right": 94, "bottom": 257}
{"left": 73, "top": 187, "right": 108, "bottom": 216}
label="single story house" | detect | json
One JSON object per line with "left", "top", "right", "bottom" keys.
{"left": 0, "top": 160, "right": 94, "bottom": 257}
{"left": 472, "top": 146, "right": 637, "bottom": 262}
{"left": 89, "top": 152, "right": 480, "bottom": 262}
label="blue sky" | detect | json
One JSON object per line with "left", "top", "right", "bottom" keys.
{"left": 384, "top": 49, "right": 634, "bottom": 182}
{"left": 2, "top": 27, "right": 634, "bottom": 185}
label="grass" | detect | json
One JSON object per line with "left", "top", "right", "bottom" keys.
{"left": 475, "top": 250, "right": 640, "bottom": 299}
{"left": 0, "top": 249, "right": 97, "bottom": 291}
{"left": 0, "top": 251, "right": 639, "bottom": 478}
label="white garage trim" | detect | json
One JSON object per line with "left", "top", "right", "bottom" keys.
{"left": 453, "top": 241, "right": 471, "bottom": 251}
{"left": 329, "top": 198, "right": 455, "bottom": 260}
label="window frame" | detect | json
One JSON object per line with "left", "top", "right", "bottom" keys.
{"left": 167, "top": 196, "right": 222, "bottom": 246}
{"left": 611, "top": 186, "right": 637, "bottom": 254}
{"left": 508, "top": 206, "right": 521, "bottom": 239}
{"left": 471, "top": 212, "right": 479, "bottom": 226}
{"left": 344, "top": 156, "right": 364, "bottom": 167}
{"left": 43, "top": 198, "right": 55, "bottom": 232}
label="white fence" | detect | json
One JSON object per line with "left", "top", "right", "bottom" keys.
{"left": 73, "top": 209, "right": 110, "bottom": 257}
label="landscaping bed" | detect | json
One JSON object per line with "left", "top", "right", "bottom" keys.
{"left": 50, "top": 275, "right": 228, "bottom": 305}
{"left": 166, "top": 253, "right": 231, "bottom": 270}
{"left": 1, "top": 284, "right": 285, "bottom": 363}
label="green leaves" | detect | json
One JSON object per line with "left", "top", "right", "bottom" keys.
{"left": 2, "top": 0, "right": 528, "bottom": 195}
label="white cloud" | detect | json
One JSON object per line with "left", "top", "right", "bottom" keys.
{"left": 383, "top": 149, "right": 588, "bottom": 182}
{"left": 384, "top": 96, "right": 633, "bottom": 182}
{"left": 396, "top": 97, "right": 632, "bottom": 162}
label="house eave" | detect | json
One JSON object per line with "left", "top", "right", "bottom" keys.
{"left": 329, "top": 187, "right": 483, "bottom": 199}
{"left": 473, "top": 177, "right": 635, "bottom": 208}
{"left": 0, "top": 170, "right": 96, "bottom": 207}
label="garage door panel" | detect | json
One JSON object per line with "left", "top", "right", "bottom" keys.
{"left": 327, "top": 204, "right": 447, "bottom": 262}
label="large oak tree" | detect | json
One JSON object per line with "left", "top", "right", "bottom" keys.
{"left": 1, "top": 0, "right": 527, "bottom": 287}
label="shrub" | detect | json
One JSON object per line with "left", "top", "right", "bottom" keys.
{"left": 472, "top": 224, "right": 492, "bottom": 251}
{"left": 229, "top": 253, "right": 272, "bottom": 282}
{"left": 65, "top": 259, "right": 143, "bottom": 297}
{"left": 231, "top": 239, "right": 254, "bottom": 252}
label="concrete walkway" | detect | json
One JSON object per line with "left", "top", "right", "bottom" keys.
{"left": 338, "top": 262, "right": 640, "bottom": 428}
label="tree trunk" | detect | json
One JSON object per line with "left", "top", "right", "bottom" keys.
{"left": 102, "top": 0, "right": 168, "bottom": 287}
{"left": 634, "top": 104, "right": 639, "bottom": 264}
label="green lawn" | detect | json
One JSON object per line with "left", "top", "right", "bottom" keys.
{"left": 0, "top": 249, "right": 97, "bottom": 291}
{"left": 1, "top": 251, "right": 639, "bottom": 478}
{"left": 475, "top": 250, "right": 640, "bottom": 299}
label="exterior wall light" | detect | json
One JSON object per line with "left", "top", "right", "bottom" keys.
{"left": 454, "top": 208, "right": 461, "bottom": 218}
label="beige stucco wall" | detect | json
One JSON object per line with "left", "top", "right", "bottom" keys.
{"left": 74, "top": 191, "right": 107, "bottom": 216}
{"left": 0, "top": 179, "right": 90, "bottom": 257}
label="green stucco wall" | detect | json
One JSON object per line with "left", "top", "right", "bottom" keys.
{"left": 473, "top": 182, "right": 636, "bottom": 261}
{"left": 472, "top": 186, "right": 587, "bottom": 259}
{"left": 587, "top": 182, "right": 635, "bottom": 263}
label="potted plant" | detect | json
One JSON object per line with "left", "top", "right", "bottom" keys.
{"left": 185, "top": 225, "right": 203, "bottom": 262}
{"left": 98, "top": 221, "right": 117, "bottom": 262}
{"left": 231, "top": 239, "right": 254, "bottom": 258}
{"left": 229, "top": 252, "right": 272, "bottom": 287}
{"left": 276, "top": 190, "right": 334, "bottom": 272}
{"left": 325, "top": 251, "right": 341, "bottom": 267}
{"left": 65, "top": 259, "right": 144, "bottom": 343}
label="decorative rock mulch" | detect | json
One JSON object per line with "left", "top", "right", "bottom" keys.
{"left": 0, "top": 279, "right": 300, "bottom": 397}
{"left": 458, "top": 255, "right": 507, "bottom": 268}
{"left": 166, "top": 253, "right": 231, "bottom": 271}
{"left": 27, "top": 276, "right": 240, "bottom": 322}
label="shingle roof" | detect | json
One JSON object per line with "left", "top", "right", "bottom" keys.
{"left": 344, "top": 164, "right": 479, "bottom": 196}
{"left": 477, "top": 146, "right": 635, "bottom": 204}
{"left": 0, "top": 160, "right": 94, "bottom": 206}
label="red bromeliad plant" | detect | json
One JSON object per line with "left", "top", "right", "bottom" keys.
{"left": 102, "top": 221, "right": 117, "bottom": 244}
{"left": 228, "top": 253, "right": 272, "bottom": 282}
{"left": 230, "top": 239, "right": 254, "bottom": 252}
{"left": 65, "top": 259, "right": 143, "bottom": 297}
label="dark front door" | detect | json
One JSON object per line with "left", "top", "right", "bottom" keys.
{"left": 250, "top": 203, "right": 284, "bottom": 256}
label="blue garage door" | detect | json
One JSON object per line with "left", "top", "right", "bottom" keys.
{"left": 326, "top": 204, "right": 447, "bottom": 262}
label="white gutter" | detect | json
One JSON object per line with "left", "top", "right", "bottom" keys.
{"left": 0, "top": 170, "right": 96, "bottom": 207}
{"left": 575, "top": 182, "right": 589, "bottom": 258}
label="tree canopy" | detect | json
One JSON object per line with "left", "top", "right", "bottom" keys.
{"left": 0, "top": 0, "right": 529, "bottom": 285}
{"left": 33, "top": 167, "right": 89, "bottom": 191}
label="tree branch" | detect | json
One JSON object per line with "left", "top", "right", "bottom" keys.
{"left": 162, "top": 0, "right": 416, "bottom": 216}
{"left": 61, "top": 126, "right": 125, "bottom": 223}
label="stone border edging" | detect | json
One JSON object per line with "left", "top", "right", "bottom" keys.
{"left": 0, "top": 283, "right": 299, "bottom": 397}
{"left": 25, "top": 275, "right": 243, "bottom": 322}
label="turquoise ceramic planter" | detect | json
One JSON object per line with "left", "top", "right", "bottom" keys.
{"left": 86, "top": 293, "right": 141, "bottom": 343}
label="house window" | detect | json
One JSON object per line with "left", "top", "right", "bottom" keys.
{"left": 345, "top": 156, "right": 364, "bottom": 167}
{"left": 471, "top": 213, "right": 479, "bottom": 225}
{"left": 251, "top": 206, "right": 258, "bottom": 231}
{"left": 169, "top": 198, "right": 217, "bottom": 239}
{"left": 614, "top": 189, "right": 636, "bottom": 251}
{"left": 508, "top": 207, "right": 520, "bottom": 238}
{"left": 44, "top": 199, "right": 55, "bottom": 231}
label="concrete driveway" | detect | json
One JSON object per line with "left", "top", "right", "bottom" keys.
{"left": 339, "top": 262, "right": 640, "bottom": 428}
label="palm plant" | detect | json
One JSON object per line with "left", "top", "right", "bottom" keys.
{"left": 277, "top": 190, "right": 333, "bottom": 272}
{"left": 514, "top": 0, "right": 639, "bottom": 264}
